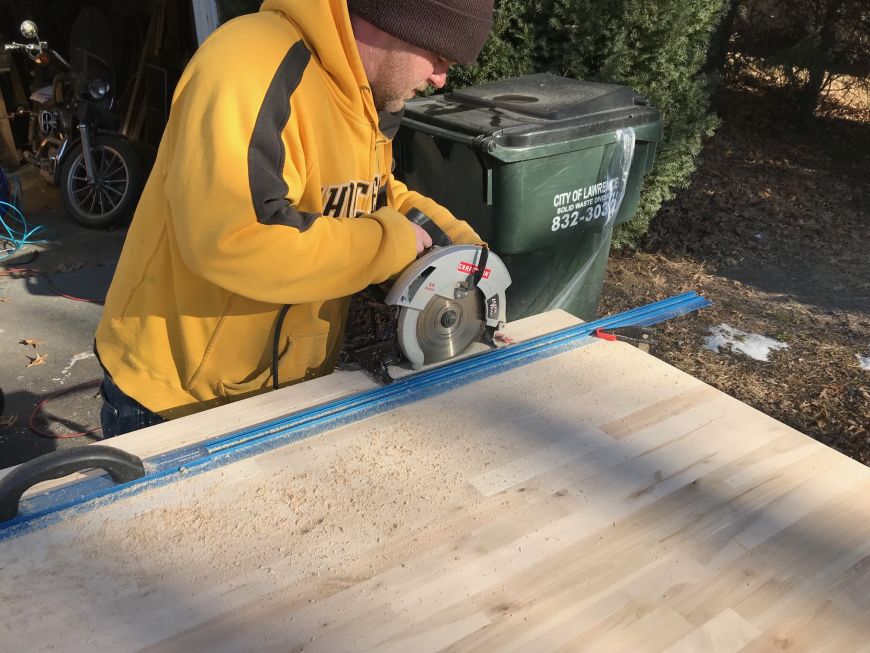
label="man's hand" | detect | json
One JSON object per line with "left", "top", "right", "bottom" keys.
{"left": 412, "top": 223, "right": 433, "bottom": 255}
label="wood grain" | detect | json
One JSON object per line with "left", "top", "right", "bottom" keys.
{"left": 1, "top": 311, "right": 867, "bottom": 652}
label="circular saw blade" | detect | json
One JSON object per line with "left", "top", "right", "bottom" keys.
{"left": 413, "top": 290, "right": 485, "bottom": 364}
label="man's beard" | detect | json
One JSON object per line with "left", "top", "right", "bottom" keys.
{"left": 372, "top": 87, "right": 408, "bottom": 113}
{"left": 371, "top": 70, "right": 428, "bottom": 113}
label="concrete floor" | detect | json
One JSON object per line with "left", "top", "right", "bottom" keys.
{"left": 1, "top": 166, "right": 126, "bottom": 469}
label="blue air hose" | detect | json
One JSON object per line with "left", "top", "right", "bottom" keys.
{"left": 0, "top": 171, "right": 49, "bottom": 262}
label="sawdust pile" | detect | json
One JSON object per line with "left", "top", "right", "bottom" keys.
{"left": 0, "top": 380, "right": 552, "bottom": 606}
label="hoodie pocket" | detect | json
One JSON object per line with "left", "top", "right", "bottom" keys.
{"left": 217, "top": 329, "right": 330, "bottom": 398}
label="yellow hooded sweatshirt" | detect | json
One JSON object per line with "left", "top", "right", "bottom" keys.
{"left": 95, "top": 0, "right": 480, "bottom": 417}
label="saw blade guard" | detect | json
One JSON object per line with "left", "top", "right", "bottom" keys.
{"left": 385, "top": 245, "right": 511, "bottom": 368}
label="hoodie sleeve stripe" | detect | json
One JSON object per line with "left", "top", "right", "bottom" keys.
{"left": 248, "top": 39, "right": 318, "bottom": 230}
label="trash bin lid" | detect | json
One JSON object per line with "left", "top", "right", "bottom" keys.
{"left": 403, "top": 73, "right": 660, "bottom": 151}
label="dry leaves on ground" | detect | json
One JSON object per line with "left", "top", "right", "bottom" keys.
{"left": 601, "top": 81, "right": 870, "bottom": 465}
{"left": 26, "top": 354, "right": 48, "bottom": 368}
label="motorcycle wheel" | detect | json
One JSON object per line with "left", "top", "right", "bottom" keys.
{"left": 59, "top": 136, "right": 143, "bottom": 228}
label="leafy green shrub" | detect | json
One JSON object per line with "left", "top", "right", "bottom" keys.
{"left": 448, "top": 0, "right": 730, "bottom": 248}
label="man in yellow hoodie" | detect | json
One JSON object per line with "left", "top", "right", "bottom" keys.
{"left": 95, "top": 0, "right": 494, "bottom": 435}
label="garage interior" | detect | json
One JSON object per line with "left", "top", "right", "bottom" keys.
{"left": 0, "top": 0, "right": 262, "bottom": 163}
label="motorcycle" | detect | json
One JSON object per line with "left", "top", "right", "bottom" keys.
{"left": 4, "top": 20, "right": 144, "bottom": 227}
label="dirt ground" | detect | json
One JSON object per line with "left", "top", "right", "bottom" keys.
{"left": 599, "top": 81, "right": 870, "bottom": 465}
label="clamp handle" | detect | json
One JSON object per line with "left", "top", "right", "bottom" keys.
{"left": 0, "top": 445, "right": 145, "bottom": 522}
{"left": 405, "top": 208, "right": 453, "bottom": 248}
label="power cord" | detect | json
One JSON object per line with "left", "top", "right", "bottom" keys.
{"left": 272, "top": 304, "right": 292, "bottom": 390}
{"left": 44, "top": 275, "right": 105, "bottom": 304}
{"left": 0, "top": 257, "right": 106, "bottom": 303}
{"left": 28, "top": 380, "right": 103, "bottom": 439}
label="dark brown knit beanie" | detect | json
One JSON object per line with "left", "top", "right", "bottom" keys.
{"left": 347, "top": 0, "right": 494, "bottom": 66}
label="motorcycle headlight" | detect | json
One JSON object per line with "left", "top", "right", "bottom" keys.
{"left": 88, "top": 78, "right": 110, "bottom": 100}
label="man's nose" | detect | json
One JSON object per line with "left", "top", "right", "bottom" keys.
{"left": 428, "top": 58, "right": 451, "bottom": 89}
{"left": 428, "top": 71, "right": 448, "bottom": 89}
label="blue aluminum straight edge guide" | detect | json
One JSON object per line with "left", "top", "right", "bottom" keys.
{"left": 1, "top": 292, "right": 711, "bottom": 540}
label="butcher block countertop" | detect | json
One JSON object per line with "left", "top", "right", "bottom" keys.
{"left": 1, "top": 311, "right": 868, "bottom": 652}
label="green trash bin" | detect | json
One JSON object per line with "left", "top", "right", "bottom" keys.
{"left": 394, "top": 73, "right": 662, "bottom": 321}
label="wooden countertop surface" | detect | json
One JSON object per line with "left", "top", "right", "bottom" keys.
{"left": 1, "top": 312, "right": 868, "bottom": 652}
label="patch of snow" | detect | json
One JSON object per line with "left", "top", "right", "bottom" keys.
{"left": 857, "top": 354, "right": 870, "bottom": 371}
{"left": 704, "top": 324, "right": 788, "bottom": 362}
{"left": 61, "top": 351, "right": 96, "bottom": 377}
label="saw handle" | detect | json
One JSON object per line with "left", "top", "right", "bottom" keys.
{"left": 471, "top": 246, "right": 489, "bottom": 289}
{"left": 0, "top": 445, "right": 146, "bottom": 522}
{"left": 405, "top": 208, "right": 453, "bottom": 248}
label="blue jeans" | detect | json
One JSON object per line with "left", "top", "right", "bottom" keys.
{"left": 100, "top": 373, "right": 165, "bottom": 438}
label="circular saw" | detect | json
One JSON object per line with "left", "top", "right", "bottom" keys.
{"left": 384, "top": 216, "right": 511, "bottom": 370}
